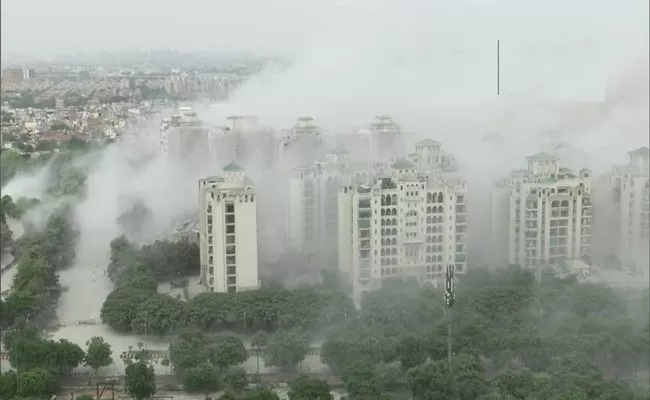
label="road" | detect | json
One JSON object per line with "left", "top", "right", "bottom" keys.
{"left": 59, "top": 371, "right": 341, "bottom": 390}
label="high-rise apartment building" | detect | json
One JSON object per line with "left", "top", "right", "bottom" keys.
{"left": 286, "top": 150, "right": 385, "bottom": 256}
{"left": 278, "top": 117, "right": 324, "bottom": 167}
{"left": 198, "top": 163, "right": 260, "bottom": 293}
{"left": 361, "top": 115, "right": 408, "bottom": 162}
{"left": 338, "top": 149, "right": 468, "bottom": 307}
{"left": 491, "top": 152, "right": 593, "bottom": 271}
{"left": 164, "top": 107, "right": 210, "bottom": 164}
{"left": 215, "top": 115, "right": 277, "bottom": 168}
{"left": 593, "top": 147, "right": 649, "bottom": 269}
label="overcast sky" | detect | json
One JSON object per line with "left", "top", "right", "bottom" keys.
{"left": 2, "top": 0, "right": 648, "bottom": 106}
{"left": 2, "top": 0, "right": 647, "bottom": 57}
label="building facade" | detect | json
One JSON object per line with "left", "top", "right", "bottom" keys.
{"left": 338, "top": 157, "right": 468, "bottom": 307}
{"left": 198, "top": 163, "right": 260, "bottom": 293}
{"left": 286, "top": 150, "right": 383, "bottom": 256}
{"left": 164, "top": 107, "right": 210, "bottom": 165}
{"left": 278, "top": 117, "right": 325, "bottom": 168}
{"left": 491, "top": 153, "right": 593, "bottom": 272}
{"left": 593, "top": 147, "right": 649, "bottom": 269}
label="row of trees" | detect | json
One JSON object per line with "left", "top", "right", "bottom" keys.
{"left": 1, "top": 204, "right": 79, "bottom": 329}
{"left": 0, "top": 143, "right": 91, "bottom": 192}
{"left": 1, "top": 194, "right": 41, "bottom": 221}
{"left": 0, "top": 196, "right": 16, "bottom": 259}
{"left": 314, "top": 269, "right": 650, "bottom": 399}
{"left": 101, "top": 279, "right": 353, "bottom": 336}
{"left": 0, "top": 332, "right": 113, "bottom": 398}
{"left": 125, "top": 331, "right": 332, "bottom": 400}
{"left": 107, "top": 235, "right": 200, "bottom": 284}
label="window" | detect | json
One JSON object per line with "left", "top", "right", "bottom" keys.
{"left": 226, "top": 204, "right": 235, "bottom": 213}
{"left": 226, "top": 255, "right": 236, "bottom": 265}
{"left": 227, "top": 266, "right": 236, "bottom": 275}
{"left": 227, "top": 276, "right": 236, "bottom": 285}
{"left": 227, "top": 286, "right": 236, "bottom": 293}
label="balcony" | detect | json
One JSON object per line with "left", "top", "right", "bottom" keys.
{"left": 358, "top": 219, "right": 371, "bottom": 229}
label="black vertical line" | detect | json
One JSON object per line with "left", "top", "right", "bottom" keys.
{"left": 497, "top": 39, "right": 500, "bottom": 95}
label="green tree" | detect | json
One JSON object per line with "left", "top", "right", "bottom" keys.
{"left": 54, "top": 338, "right": 85, "bottom": 375}
{"left": 0, "top": 371, "right": 17, "bottom": 399}
{"left": 288, "top": 375, "right": 333, "bottom": 400}
{"left": 35, "top": 140, "right": 59, "bottom": 151}
{"left": 242, "top": 388, "right": 281, "bottom": 400}
{"left": 16, "top": 368, "right": 57, "bottom": 398}
{"left": 395, "top": 334, "right": 428, "bottom": 370}
{"left": 407, "top": 360, "right": 458, "bottom": 400}
{"left": 219, "top": 392, "right": 238, "bottom": 400}
{"left": 49, "top": 122, "right": 69, "bottom": 131}
{"left": 223, "top": 367, "right": 248, "bottom": 393}
{"left": 100, "top": 287, "right": 151, "bottom": 332}
{"left": 169, "top": 329, "right": 209, "bottom": 375}
{"left": 66, "top": 136, "right": 89, "bottom": 151}
{"left": 130, "top": 293, "right": 184, "bottom": 336}
{"left": 208, "top": 335, "right": 248, "bottom": 371}
{"left": 263, "top": 330, "right": 310, "bottom": 371}
{"left": 85, "top": 336, "right": 114, "bottom": 374}
{"left": 124, "top": 360, "right": 156, "bottom": 400}
{"left": 251, "top": 330, "right": 269, "bottom": 374}
{"left": 182, "top": 362, "right": 220, "bottom": 393}
{"left": 341, "top": 360, "right": 382, "bottom": 399}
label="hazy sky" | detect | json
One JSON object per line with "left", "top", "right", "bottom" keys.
{"left": 2, "top": 0, "right": 647, "bottom": 57}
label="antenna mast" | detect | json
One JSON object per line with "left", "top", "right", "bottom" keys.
{"left": 497, "top": 39, "right": 500, "bottom": 95}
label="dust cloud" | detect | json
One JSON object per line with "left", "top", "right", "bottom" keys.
{"left": 1, "top": 0, "right": 647, "bottom": 374}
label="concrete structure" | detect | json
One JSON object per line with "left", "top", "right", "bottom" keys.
{"left": 212, "top": 115, "right": 276, "bottom": 167}
{"left": 198, "top": 163, "right": 260, "bottom": 293}
{"left": 593, "top": 147, "right": 649, "bottom": 270}
{"left": 278, "top": 117, "right": 324, "bottom": 167}
{"left": 338, "top": 151, "right": 468, "bottom": 307}
{"left": 287, "top": 149, "right": 385, "bottom": 256}
{"left": 163, "top": 106, "right": 210, "bottom": 165}
{"left": 491, "top": 152, "right": 593, "bottom": 273}
{"left": 361, "top": 115, "right": 407, "bottom": 162}
{"left": 22, "top": 68, "right": 36, "bottom": 80}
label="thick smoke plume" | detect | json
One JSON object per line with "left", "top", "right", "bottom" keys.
{"left": 1, "top": 0, "right": 647, "bottom": 328}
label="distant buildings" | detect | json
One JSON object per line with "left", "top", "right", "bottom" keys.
{"left": 491, "top": 153, "right": 593, "bottom": 273}
{"left": 594, "top": 147, "right": 649, "bottom": 269}
{"left": 338, "top": 141, "right": 468, "bottom": 307}
{"left": 198, "top": 163, "right": 260, "bottom": 293}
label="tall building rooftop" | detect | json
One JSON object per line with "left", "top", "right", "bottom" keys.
{"left": 526, "top": 152, "right": 560, "bottom": 161}
{"left": 223, "top": 162, "right": 244, "bottom": 172}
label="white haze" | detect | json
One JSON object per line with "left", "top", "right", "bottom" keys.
{"left": 0, "top": 0, "right": 648, "bottom": 370}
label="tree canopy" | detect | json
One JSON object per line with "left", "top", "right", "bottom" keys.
{"left": 316, "top": 268, "right": 650, "bottom": 400}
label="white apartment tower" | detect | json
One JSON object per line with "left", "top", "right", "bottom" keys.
{"left": 199, "top": 163, "right": 260, "bottom": 293}
{"left": 279, "top": 117, "right": 324, "bottom": 168}
{"left": 593, "top": 147, "right": 649, "bottom": 269}
{"left": 491, "top": 152, "right": 593, "bottom": 270}
{"left": 287, "top": 150, "right": 357, "bottom": 256}
{"left": 367, "top": 115, "right": 407, "bottom": 162}
{"left": 338, "top": 158, "right": 468, "bottom": 307}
